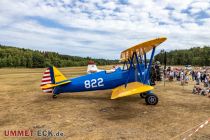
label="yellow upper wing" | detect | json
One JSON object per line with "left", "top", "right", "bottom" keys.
{"left": 111, "top": 82, "right": 154, "bottom": 99}
{"left": 120, "top": 37, "right": 167, "bottom": 61}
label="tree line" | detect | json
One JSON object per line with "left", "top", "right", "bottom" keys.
{"left": 0, "top": 45, "right": 119, "bottom": 68}
{"left": 155, "top": 46, "right": 210, "bottom": 66}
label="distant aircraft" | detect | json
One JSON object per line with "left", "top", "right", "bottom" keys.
{"left": 87, "top": 60, "right": 103, "bottom": 74}
{"left": 40, "top": 37, "right": 167, "bottom": 105}
{"left": 87, "top": 60, "right": 120, "bottom": 74}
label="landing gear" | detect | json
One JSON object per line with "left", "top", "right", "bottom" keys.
{"left": 145, "top": 94, "right": 158, "bottom": 105}
{"left": 52, "top": 94, "right": 57, "bottom": 99}
{"left": 140, "top": 93, "right": 147, "bottom": 98}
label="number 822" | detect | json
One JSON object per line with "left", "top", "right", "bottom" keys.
{"left": 84, "top": 78, "right": 104, "bottom": 89}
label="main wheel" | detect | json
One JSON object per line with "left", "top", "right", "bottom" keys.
{"left": 145, "top": 94, "right": 158, "bottom": 105}
{"left": 140, "top": 93, "right": 147, "bottom": 98}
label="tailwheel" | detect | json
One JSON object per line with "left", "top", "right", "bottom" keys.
{"left": 52, "top": 94, "right": 58, "bottom": 99}
{"left": 140, "top": 93, "right": 147, "bottom": 98}
{"left": 145, "top": 94, "right": 158, "bottom": 105}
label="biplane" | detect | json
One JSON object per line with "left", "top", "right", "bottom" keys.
{"left": 40, "top": 37, "right": 167, "bottom": 105}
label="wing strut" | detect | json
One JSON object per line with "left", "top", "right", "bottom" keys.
{"left": 124, "top": 46, "right": 156, "bottom": 87}
{"left": 134, "top": 52, "right": 144, "bottom": 83}
{"left": 124, "top": 53, "right": 135, "bottom": 88}
{"left": 144, "top": 47, "right": 156, "bottom": 84}
{"left": 143, "top": 50, "right": 147, "bottom": 69}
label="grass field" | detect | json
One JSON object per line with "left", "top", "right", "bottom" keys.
{"left": 0, "top": 66, "right": 210, "bottom": 140}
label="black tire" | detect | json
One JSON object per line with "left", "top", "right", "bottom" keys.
{"left": 140, "top": 93, "right": 147, "bottom": 98}
{"left": 145, "top": 94, "right": 158, "bottom": 105}
{"left": 52, "top": 94, "right": 57, "bottom": 99}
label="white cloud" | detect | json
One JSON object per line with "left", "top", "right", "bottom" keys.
{"left": 0, "top": 0, "right": 210, "bottom": 59}
{"left": 190, "top": 1, "right": 210, "bottom": 10}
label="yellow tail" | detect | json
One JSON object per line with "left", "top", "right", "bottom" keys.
{"left": 40, "top": 66, "right": 71, "bottom": 92}
{"left": 52, "top": 66, "right": 68, "bottom": 83}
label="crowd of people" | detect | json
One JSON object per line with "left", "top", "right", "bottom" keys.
{"left": 192, "top": 68, "right": 210, "bottom": 97}
{"left": 165, "top": 67, "right": 190, "bottom": 84}
{"left": 150, "top": 62, "right": 210, "bottom": 98}
{"left": 163, "top": 66, "right": 210, "bottom": 98}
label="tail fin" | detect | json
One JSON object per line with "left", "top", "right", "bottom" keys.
{"left": 40, "top": 66, "right": 71, "bottom": 93}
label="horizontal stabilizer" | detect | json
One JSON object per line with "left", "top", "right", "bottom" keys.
{"left": 111, "top": 82, "right": 154, "bottom": 99}
{"left": 41, "top": 80, "right": 71, "bottom": 90}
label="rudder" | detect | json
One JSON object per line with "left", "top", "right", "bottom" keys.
{"left": 40, "top": 67, "right": 54, "bottom": 93}
{"left": 40, "top": 66, "right": 71, "bottom": 93}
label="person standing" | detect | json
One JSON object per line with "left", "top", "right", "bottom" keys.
{"left": 191, "top": 70, "right": 195, "bottom": 81}
{"left": 180, "top": 70, "right": 185, "bottom": 85}
{"left": 197, "top": 71, "right": 201, "bottom": 85}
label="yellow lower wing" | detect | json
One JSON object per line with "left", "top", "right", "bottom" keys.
{"left": 111, "top": 82, "right": 154, "bottom": 99}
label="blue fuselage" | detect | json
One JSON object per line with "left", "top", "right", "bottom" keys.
{"left": 54, "top": 67, "right": 147, "bottom": 94}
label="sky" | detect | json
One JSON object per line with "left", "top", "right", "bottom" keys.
{"left": 0, "top": 0, "right": 210, "bottom": 59}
